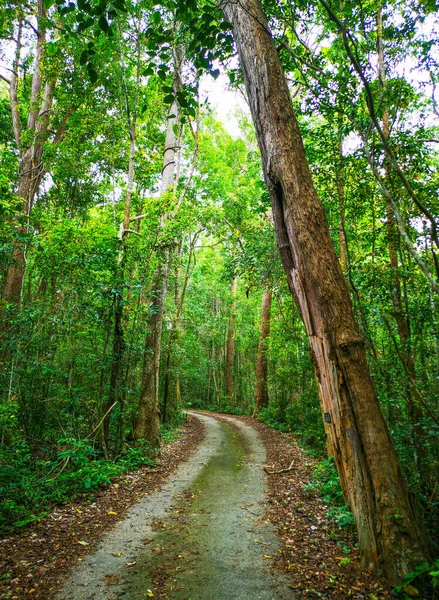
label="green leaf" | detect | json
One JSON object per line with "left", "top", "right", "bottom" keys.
{"left": 77, "top": 0, "right": 90, "bottom": 11}
{"left": 187, "top": 106, "right": 196, "bottom": 118}
{"left": 87, "top": 66, "right": 98, "bottom": 84}
{"left": 43, "top": 0, "right": 55, "bottom": 8}
{"left": 80, "top": 50, "right": 88, "bottom": 66}
{"left": 99, "top": 15, "right": 109, "bottom": 31}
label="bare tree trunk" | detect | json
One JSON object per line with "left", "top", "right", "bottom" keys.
{"left": 225, "top": 277, "right": 237, "bottom": 400}
{"left": 253, "top": 289, "right": 272, "bottom": 416}
{"left": 219, "top": 0, "right": 430, "bottom": 583}
{"left": 0, "top": 6, "right": 73, "bottom": 380}
{"left": 135, "top": 45, "right": 183, "bottom": 447}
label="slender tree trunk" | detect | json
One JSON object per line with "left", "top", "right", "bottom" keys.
{"left": 162, "top": 231, "right": 199, "bottom": 423}
{"left": 377, "top": 8, "right": 425, "bottom": 473}
{"left": 103, "top": 34, "right": 141, "bottom": 453}
{"left": 336, "top": 122, "right": 347, "bottom": 271}
{"left": 219, "top": 0, "right": 430, "bottom": 582}
{"left": 135, "top": 45, "right": 184, "bottom": 447}
{"left": 2, "top": 2, "right": 54, "bottom": 308}
{"left": 225, "top": 277, "right": 237, "bottom": 400}
{"left": 253, "top": 289, "right": 272, "bottom": 416}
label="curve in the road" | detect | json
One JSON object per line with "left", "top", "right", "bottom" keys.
{"left": 57, "top": 412, "right": 293, "bottom": 600}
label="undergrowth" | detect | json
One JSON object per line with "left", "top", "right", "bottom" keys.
{"left": 0, "top": 410, "right": 186, "bottom": 534}
{"left": 184, "top": 398, "right": 246, "bottom": 416}
{"left": 0, "top": 438, "right": 157, "bottom": 533}
{"left": 303, "top": 456, "right": 355, "bottom": 529}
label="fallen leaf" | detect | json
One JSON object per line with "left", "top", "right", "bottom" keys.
{"left": 112, "top": 552, "right": 122, "bottom": 557}
{"left": 107, "top": 511, "right": 117, "bottom": 515}
{"left": 77, "top": 541, "right": 88, "bottom": 546}
{"left": 146, "top": 589, "right": 154, "bottom": 597}
{"left": 403, "top": 585, "right": 420, "bottom": 597}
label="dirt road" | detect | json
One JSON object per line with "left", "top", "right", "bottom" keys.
{"left": 57, "top": 412, "right": 292, "bottom": 599}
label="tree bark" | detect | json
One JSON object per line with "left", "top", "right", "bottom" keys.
{"left": 103, "top": 34, "right": 141, "bottom": 454}
{"left": 225, "top": 277, "right": 237, "bottom": 400}
{"left": 0, "top": 3, "right": 56, "bottom": 373}
{"left": 336, "top": 121, "right": 347, "bottom": 271}
{"left": 2, "top": 1, "right": 54, "bottom": 308}
{"left": 253, "top": 289, "right": 272, "bottom": 416}
{"left": 219, "top": 0, "right": 430, "bottom": 583}
{"left": 135, "top": 45, "right": 183, "bottom": 447}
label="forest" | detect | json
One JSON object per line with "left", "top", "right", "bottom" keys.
{"left": 0, "top": 0, "right": 439, "bottom": 597}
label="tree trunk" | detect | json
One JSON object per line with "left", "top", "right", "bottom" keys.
{"left": 376, "top": 7, "right": 425, "bottom": 474}
{"left": 336, "top": 121, "right": 347, "bottom": 271}
{"left": 162, "top": 232, "right": 198, "bottom": 423}
{"left": 135, "top": 45, "right": 183, "bottom": 447}
{"left": 2, "top": 1, "right": 54, "bottom": 308}
{"left": 219, "top": 0, "right": 430, "bottom": 583}
{"left": 135, "top": 258, "right": 169, "bottom": 448}
{"left": 253, "top": 289, "right": 272, "bottom": 416}
{"left": 103, "top": 34, "right": 141, "bottom": 453}
{"left": 225, "top": 277, "right": 237, "bottom": 400}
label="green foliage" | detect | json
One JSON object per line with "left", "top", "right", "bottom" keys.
{"left": 257, "top": 406, "right": 290, "bottom": 433}
{"left": 1, "top": 0, "right": 439, "bottom": 566}
{"left": 394, "top": 558, "right": 439, "bottom": 598}
{"left": 0, "top": 429, "right": 156, "bottom": 532}
{"left": 304, "top": 457, "right": 355, "bottom": 529}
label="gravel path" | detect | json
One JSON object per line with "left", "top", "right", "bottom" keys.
{"left": 57, "top": 412, "right": 292, "bottom": 600}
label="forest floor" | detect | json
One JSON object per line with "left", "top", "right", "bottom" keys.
{"left": 0, "top": 412, "right": 392, "bottom": 600}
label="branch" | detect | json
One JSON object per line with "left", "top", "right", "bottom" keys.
{"left": 264, "top": 459, "right": 295, "bottom": 475}
{"left": 360, "top": 132, "right": 439, "bottom": 294}
{"left": 10, "top": 17, "right": 23, "bottom": 149}
{"left": 319, "top": 0, "right": 439, "bottom": 249}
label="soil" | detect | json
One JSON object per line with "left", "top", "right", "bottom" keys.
{"left": 56, "top": 412, "right": 291, "bottom": 599}
{"left": 215, "top": 413, "right": 392, "bottom": 600}
{"left": 0, "top": 415, "right": 204, "bottom": 600}
{"left": 0, "top": 411, "right": 395, "bottom": 600}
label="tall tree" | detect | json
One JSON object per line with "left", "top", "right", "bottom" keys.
{"left": 1, "top": 2, "right": 54, "bottom": 309}
{"left": 253, "top": 288, "right": 272, "bottom": 416}
{"left": 218, "top": 0, "right": 430, "bottom": 583}
{"left": 225, "top": 276, "right": 237, "bottom": 400}
{"left": 135, "top": 43, "right": 184, "bottom": 447}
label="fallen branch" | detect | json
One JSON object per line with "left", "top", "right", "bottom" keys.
{"left": 264, "top": 459, "right": 295, "bottom": 475}
{"left": 240, "top": 505, "right": 259, "bottom": 515}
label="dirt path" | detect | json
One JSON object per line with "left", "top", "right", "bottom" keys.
{"left": 57, "top": 412, "right": 292, "bottom": 600}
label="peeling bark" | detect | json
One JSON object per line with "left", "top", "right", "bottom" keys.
{"left": 219, "top": 0, "right": 430, "bottom": 582}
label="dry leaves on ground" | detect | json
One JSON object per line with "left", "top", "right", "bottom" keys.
{"left": 0, "top": 416, "right": 204, "bottom": 600}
